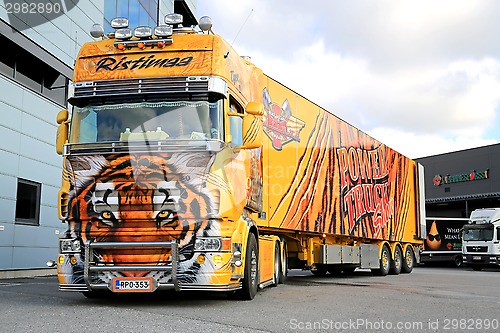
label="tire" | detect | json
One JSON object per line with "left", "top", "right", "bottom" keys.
{"left": 371, "top": 245, "right": 391, "bottom": 276}
{"left": 271, "top": 242, "right": 280, "bottom": 287}
{"left": 278, "top": 241, "right": 287, "bottom": 284}
{"left": 401, "top": 246, "right": 415, "bottom": 274}
{"left": 389, "top": 246, "right": 402, "bottom": 275}
{"left": 237, "top": 233, "right": 259, "bottom": 300}
{"left": 454, "top": 255, "right": 463, "bottom": 268}
{"left": 471, "top": 265, "right": 483, "bottom": 271}
{"left": 311, "top": 264, "right": 328, "bottom": 276}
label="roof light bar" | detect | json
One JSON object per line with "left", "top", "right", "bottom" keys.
{"left": 115, "top": 28, "right": 132, "bottom": 40}
{"left": 111, "top": 17, "right": 129, "bottom": 29}
{"left": 154, "top": 25, "right": 173, "bottom": 37}
{"left": 134, "top": 26, "right": 152, "bottom": 38}
{"left": 165, "top": 13, "right": 183, "bottom": 25}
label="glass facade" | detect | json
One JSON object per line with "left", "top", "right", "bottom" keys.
{"left": 104, "top": 0, "right": 159, "bottom": 33}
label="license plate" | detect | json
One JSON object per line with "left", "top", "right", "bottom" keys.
{"left": 112, "top": 277, "right": 153, "bottom": 293}
{"left": 472, "top": 256, "right": 482, "bottom": 261}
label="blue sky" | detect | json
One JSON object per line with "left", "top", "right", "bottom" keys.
{"left": 197, "top": 0, "right": 500, "bottom": 158}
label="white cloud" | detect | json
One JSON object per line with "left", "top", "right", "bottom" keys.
{"left": 197, "top": 1, "right": 500, "bottom": 158}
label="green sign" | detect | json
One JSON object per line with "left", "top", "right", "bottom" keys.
{"left": 433, "top": 170, "right": 489, "bottom": 186}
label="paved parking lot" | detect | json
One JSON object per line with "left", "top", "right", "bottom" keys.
{"left": 1, "top": 266, "right": 499, "bottom": 332}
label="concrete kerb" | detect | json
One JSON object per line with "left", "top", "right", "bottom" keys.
{"left": 0, "top": 268, "right": 57, "bottom": 279}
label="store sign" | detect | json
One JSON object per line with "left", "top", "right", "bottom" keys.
{"left": 433, "top": 170, "right": 489, "bottom": 186}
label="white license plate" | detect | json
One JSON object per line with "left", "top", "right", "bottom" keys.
{"left": 112, "top": 277, "right": 153, "bottom": 293}
{"left": 472, "top": 256, "right": 482, "bottom": 261}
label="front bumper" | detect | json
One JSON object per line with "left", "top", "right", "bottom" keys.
{"left": 463, "top": 254, "right": 500, "bottom": 266}
{"left": 58, "top": 239, "right": 240, "bottom": 293}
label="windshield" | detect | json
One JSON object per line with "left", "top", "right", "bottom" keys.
{"left": 463, "top": 225, "right": 494, "bottom": 241}
{"left": 70, "top": 100, "right": 224, "bottom": 143}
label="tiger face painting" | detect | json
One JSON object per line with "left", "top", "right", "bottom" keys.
{"left": 59, "top": 151, "right": 221, "bottom": 287}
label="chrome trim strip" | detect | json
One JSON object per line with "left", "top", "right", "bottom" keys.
{"left": 113, "top": 38, "right": 173, "bottom": 48}
{"left": 178, "top": 283, "right": 241, "bottom": 292}
{"left": 89, "top": 265, "right": 172, "bottom": 272}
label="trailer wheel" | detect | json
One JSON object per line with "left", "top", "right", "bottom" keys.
{"left": 471, "top": 265, "right": 483, "bottom": 271}
{"left": 371, "top": 245, "right": 391, "bottom": 276}
{"left": 389, "top": 246, "right": 402, "bottom": 275}
{"left": 237, "top": 233, "right": 259, "bottom": 300}
{"left": 401, "top": 246, "right": 415, "bottom": 273}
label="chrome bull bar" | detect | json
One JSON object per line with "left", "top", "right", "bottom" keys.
{"left": 84, "top": 240, "right": 178, "bottom": 292}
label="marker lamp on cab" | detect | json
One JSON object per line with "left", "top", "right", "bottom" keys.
{"left": 134, "top": 26, "right": 152, "bottom": 38}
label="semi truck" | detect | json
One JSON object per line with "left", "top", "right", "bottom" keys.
{"left": 421, "top": 217, "right": 468, "bottom": 267}
{"left": 52, "top": 14, "right": 426, "bottom": 299}
{"left": 462, "top": 208, "right": 500, "bottom": 271}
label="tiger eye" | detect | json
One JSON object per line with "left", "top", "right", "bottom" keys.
{"left": 158, "top": 210, "right": 169, "bottom": 218}
{"left": 101, "top": 211, "right": 112, "bottom": 219}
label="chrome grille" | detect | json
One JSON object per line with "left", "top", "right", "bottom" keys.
{"left": 466, "top": 246, "right": 488, "bottom": 252}
{"left": 73, "top": 76, "right": 210, "bottom": 99}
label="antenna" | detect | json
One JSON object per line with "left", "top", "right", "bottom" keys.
{"left": 224, "top": 9, "right": 253, "bottom": 58}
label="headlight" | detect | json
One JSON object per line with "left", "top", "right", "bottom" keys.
{"left": 60, "top": 238, "right": 81, "bottom": 253}
{"left": 194, "top": 237, "right": 222, "bottom": 251}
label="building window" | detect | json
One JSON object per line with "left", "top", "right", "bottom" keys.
{"left": 104, "top": 0, "right": 159, "bottom": 33}
{"left": 15, "top": 178, "right": 41, "bottom": 226}
{"left": 0, "top": 34, "right": 68, "bottom": 106}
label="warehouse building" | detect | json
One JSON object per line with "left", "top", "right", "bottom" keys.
{"left": 0, "top": 0, "right": 196, "bottom": 276}
{"left": 416, "top": 143, "right": 500, "bottom": 219}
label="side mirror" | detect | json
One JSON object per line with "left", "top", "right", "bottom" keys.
{"left": 242, "top": 114, "right": 262, "bottom": 149}
{"left": 245, "top": 102, "right": 264, "bottom": 116}
{"left": 241, "top": 102, "right": 263, "bottom": 149}
{"left": 56, "top": 109, "right": 69, "bottom": 155}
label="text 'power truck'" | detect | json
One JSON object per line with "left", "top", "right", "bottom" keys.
{"left": 52, "top": 14, "right": 426, "bottom": 299}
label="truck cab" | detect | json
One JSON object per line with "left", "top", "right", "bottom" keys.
{"left": 462, "top": 208, "right": 500, "bottom": 270}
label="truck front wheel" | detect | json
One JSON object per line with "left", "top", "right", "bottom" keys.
{"left": 237, "top": 233, "right": 259, "bottom": 300}
{"left": 454, "top": 255, "right": 463, "bottom": 267}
